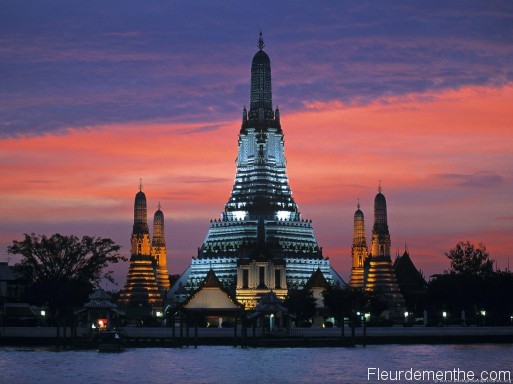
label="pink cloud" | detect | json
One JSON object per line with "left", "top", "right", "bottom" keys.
{"left": 1, "top": 83, "right": 512, "bottom": 283}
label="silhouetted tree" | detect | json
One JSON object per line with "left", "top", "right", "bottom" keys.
{"left": 323, "top": 287, "right": 386, "bottom": 335}
{"left": 446, "top": 241, "right": 493, "bottom": 276}
{"left": 8, "top": 233, "right": 125, "bottom": 324}
{"left": 283, "top": 289, "right": 316, "bottom": 327}
{"left": 323, "top": 286, "right": 352, "bottom": 336}
{"left": 428, "top": 241, "right": 513, "bottom": 325}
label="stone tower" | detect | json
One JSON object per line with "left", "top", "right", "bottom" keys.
{"left": 365, "top": 183, "right": 405, "bottom": 313}
{"left": 168, "top": 33, "right": 344, "bottom": 306}
{"left": 350, "top": 201, "right": 368, "bottom": 288}
{"left": 119, "top": 182, "right": 162, "bottom": 308}
{"left": 152, "top": 204, "right": 170, "bottom": 292}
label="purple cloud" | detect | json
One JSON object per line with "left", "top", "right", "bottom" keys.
{"left": 436, "top": 172, "right": 504, "bottom": 187}
{"left": 1, "top": 1, "right": 512, "bottom": 136}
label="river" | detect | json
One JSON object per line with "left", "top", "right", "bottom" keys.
{"left": 1, "top": 344, "right": 512, "bottom": 383}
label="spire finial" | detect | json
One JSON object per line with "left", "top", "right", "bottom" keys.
{"left": 139, "top": 178, "right": 143, "bottom": 192}
{"left": 257, "top": 31, "right": 265, "bottom": 50}
{"left": 357, "top": 198, "right": 360, "bottom": 210}
{"left": 378, "top": 180, "right": 382, "bottom": 193}
{"left": 158, "top": 201, "right": 161, "bottom": 211}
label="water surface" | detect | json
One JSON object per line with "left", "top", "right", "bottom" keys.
{"left": 2, "top": 344, "right": 512, "bottom": 383}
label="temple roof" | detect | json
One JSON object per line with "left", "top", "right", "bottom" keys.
{"left": 394, "top": 251, "right": 427, "bottom": 288}
{"left": 180, "top": 269, "right": 244, "bottom": 312}
{"left": 253, "top": 291, "right": 287, "bottom": 314}
{"left": 201, "top": 268, "right": 224, "bottom": 288}
{"left": 89, "top": 288, "right": 112, "bottom": 301}
{"left": 305, "top": 268, "right": 330, "bottom": 289}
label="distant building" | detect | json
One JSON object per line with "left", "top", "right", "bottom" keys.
{"left": 305, "top": 268, "right": 331, "bottom": 326}
{"left": 168, "top": 33, "right": 344, "bottom": 308}
{"left": 0, "top": 262, "right": 25, "bottom": 303}
{"left": 77, "top": 288, "right": 123, "bottom": 330}
{"left": 119, "top": 183, "right": 170, "bottom": 309}
{"left": 0, "top": 262, "right": 43, "bottom": 326}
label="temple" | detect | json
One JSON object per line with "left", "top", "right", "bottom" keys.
{"left": 119, "top": 182, "right": 170, "bottom": 309}
{"left": 168, "top": 33, "right": 344, "bottom": 308}
{"left": 349, "top": 184, "right": 406, "bottom": 314}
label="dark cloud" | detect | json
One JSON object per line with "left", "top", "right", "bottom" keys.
{"left": 1, "top": 1, "right": 512, "bottom": 136}
{"left": 175, "top": 124, "right": 224, "bottom": 135}
{"left": 436, "top": 172, "right": 504, "bottom": 187}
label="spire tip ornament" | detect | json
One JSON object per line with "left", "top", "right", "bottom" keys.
{"left": 257, "top": 31, "right": 265, "bottom": 50}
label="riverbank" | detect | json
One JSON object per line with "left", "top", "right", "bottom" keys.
{"left": 2, "top": 326, "right": 513, "bottom": 348}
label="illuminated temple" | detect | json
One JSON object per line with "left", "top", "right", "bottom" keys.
{"left": 349, "top": 184, "right": 406, "bottom": 313}
{"left": 168, "top": 33, "right": 344, "bottom": 308}
{"left": 119, "top": 183, "right": 170, "bottom": 308}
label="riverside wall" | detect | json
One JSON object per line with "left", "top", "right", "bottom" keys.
{"left": 1, "top": 326, "right": 513, "bottom": 348}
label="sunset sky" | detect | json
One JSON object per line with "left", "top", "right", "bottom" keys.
{"left": 1, "top": 1, "right": 512, "bottom": 287}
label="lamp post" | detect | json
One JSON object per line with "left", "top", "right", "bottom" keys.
{"left": 442, "top": 311, "right": 447, "bottom": 326}
{"left": 480, "top": 310, "right": 486, "bottom": 326}
{"left": 404, "top": 311, "right": 409, "bottom": 327}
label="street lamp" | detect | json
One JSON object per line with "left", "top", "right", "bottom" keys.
{"left": 480, "top": 310, "right": 486, "bottom": 326}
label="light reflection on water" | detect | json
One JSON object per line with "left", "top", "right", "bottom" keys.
{"left": 2, "top": 344, "right": 512, "bottom": 384}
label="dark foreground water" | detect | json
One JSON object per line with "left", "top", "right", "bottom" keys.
{"left": 1, "top": 344, "right": 512, "bottom": 384}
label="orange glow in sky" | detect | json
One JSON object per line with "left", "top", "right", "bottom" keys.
{"left": 1, "top": 83, "right": 512, "bottom": 283}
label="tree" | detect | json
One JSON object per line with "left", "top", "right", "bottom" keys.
{"left": 446, "top": 241, "right": 493, "bottom": 276}
{"left": 428, "top": 269, "right": 513, "bottom": 326}
{"left": 427, "top": 241, "right": 513, "bottom": 325}
{"left": 8, "top": 233, "right": 125, "bottom": 323}
{"left": 283, "top": 289, "right": 317, "bottom": 327}
{"left": 323, "top": 287, "right": 386, "bottom": 335}
{"left": 322, "top": 286, "right": 352, "bottom": 336}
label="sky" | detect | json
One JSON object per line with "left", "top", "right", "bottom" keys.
{"left": 1, "top": 1, "right": 513, "bottom": 288}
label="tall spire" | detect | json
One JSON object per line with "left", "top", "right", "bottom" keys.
{"left": 373, "top": 181, "right": 388, "bottom": 234}
{"left": 350, "top": 200, "right": 368, "bottom": 288}
{"left": 152, "top": 205, "right": 165, "bottom": 246}
{"left": 371, "top": 186, "right": 390, "bottom": 257}
{"left": 366, "top": 187, "right": 406, "bottom": 313}
{"left": 249, "top": 31, "right": 273, "bottom": 121}
{"left": 133, "top": 182, "right": 149, "bottom": 235}
{"left": 168, "top": 33, "right": 343, "bottom": 309}
{"left": 152, "top": 204, "right": 170, "bottom": 291}
{"left": 257, "top": 30, "right": 265, "bottom": 50}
